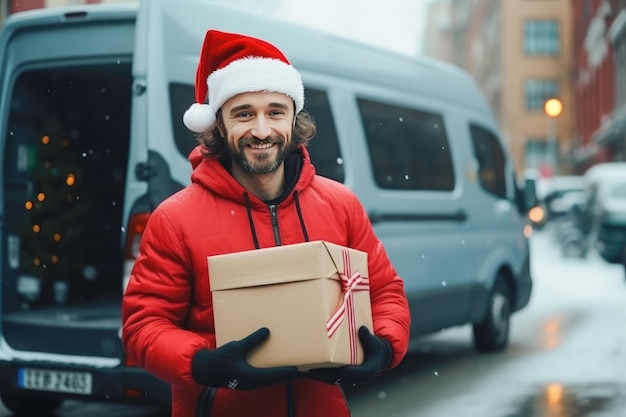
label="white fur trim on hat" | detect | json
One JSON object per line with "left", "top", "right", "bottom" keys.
{"left": 182, "top": 57, "right": 304, "bottom": 133}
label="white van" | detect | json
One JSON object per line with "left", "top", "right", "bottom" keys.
{"left": 0, "top": 0, "right": 535, "bottom": 413}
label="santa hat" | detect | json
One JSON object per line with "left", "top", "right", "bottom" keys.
{"left": 183, "top": 30, "right": 305, "bottom": 133}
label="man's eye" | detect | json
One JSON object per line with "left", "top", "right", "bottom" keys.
{"left": 269, "top": 110, "right": 285, "bottom": 116}
{"left": 236, "top": 112, "right": 252, "bottom": 118}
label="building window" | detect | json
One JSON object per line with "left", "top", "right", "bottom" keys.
{"left": 525, "top": 138, "right": 557, "bottom": 175}
{"left": 524, "top": 79, "right": 559, "bottom": 111}
{"left": 524, "top": 20, "right": 560, "bottom": 56}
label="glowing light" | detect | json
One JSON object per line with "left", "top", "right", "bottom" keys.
{"left": 54, "top": 233, "right": 62, "bottom": 242}
{"left": 523, "top": 224, "right": 533, "bottom": 238}
{"left": 528, "top": 206, "right": 545, "bottom": 224}
{"left": 544, "top": 98, "right": 563, "bottom": 118}
{"left": 546, "top": 383, "right": 563, "bottom": 404}
{"left": 41, "top": 135, "right": 51, "bottom": 145}
{"left": 542, "top": 317, "right": 562, "bottom": 350}
{"left": 25, "top": 201, "right": 33, "bottom": 210}
{"left": 66, "top": 174, "right": 76, "bottom": 186}
{"left": 37, "top": 192, "right": 46, "bottom": 202}
{"left": 32, "top": 225, "right": 41, "bottom": 233}
{"left": 51, "top": 255, "right": 59, "bottom": 264}
{"left": 33, "top": 258, "right": 41, "bottom": 266}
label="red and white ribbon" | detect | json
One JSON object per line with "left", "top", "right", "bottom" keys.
{"left": 326, "top": 248, "right": 370, "bottom": 365}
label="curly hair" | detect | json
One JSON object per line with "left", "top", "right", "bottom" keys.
{"left": 196, "top": 110, "right": 317, "bottom": 158}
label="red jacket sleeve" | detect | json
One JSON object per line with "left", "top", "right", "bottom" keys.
{"left": 121, "top": 206, "right": 208, "bottom": 388}
{"left": 347, "top": 194, "right": 411, "bottom": 369}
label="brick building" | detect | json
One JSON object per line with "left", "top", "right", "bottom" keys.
{"left": 571, "top": 0, "right": 626, "bottom": 171}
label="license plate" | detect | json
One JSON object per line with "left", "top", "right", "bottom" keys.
{"left": 18, "top": 368, "right": 93, "bottom": 395}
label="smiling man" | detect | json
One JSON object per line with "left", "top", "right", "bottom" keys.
{"left": 221, "top": 92, "right": 295, "bottom": 200}
{"left": 121, "top": 30, "right": 410, "bottom": 417}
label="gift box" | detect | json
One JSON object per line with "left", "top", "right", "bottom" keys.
{"left": 208, "top": 241, "right": 373, "bottom": 371}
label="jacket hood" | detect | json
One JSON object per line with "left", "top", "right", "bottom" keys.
{"left": 187, "top": 145, "right": 316, "bottom": 208}
{"left": 188, "top": 145, "right": 205, "bottom": 170}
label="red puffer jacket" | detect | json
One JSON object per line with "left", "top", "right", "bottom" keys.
{"left": 122, "top": 145, "right": 410, "bottom": 417}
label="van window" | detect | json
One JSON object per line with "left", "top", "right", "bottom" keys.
{"left": 169, "top": 84, "right": 344, "bottom": 182}
{"left": 3, "top": 62, "right": 132, "bottom": 309}
{"left": 469, "top": 124, "right": 507, "bottom": 199}
{"left": 357, "top": 98, "right": 454, "bottom": 190}
{"left": 170, "top": 82, "right": 200, "bottom": 158}
{"left": 302, "top": 88, "right": 344, "bottom": 183}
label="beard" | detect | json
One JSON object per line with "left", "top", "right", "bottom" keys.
{"left": 227, "top": 135, "right": 293, "bottom": 175}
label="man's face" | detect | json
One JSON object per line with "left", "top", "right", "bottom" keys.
{"left": 219, "top": 91, "right": 295, "bottom": 175}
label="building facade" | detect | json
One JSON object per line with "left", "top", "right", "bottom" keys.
{"left": 571, "top": 0, "right": 626, "bottom": 171}
{"left": 424, "top": 0, "right": 574, "bottom": 176}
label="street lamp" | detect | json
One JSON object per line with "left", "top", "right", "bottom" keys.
{"left": 544, "top": 98, "right": 563, "bottom": 118}
{"left": 544, "top": 98, "right": 562, "bottom": 175}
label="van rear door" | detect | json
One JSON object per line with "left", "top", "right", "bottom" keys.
{"left": 0, "top": 5, "right": 136, "bottom": 362}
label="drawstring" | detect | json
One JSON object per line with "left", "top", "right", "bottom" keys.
{"left": 293, "top": 190, "right": 310, "bottom": 242}
{"left": 242, "top": 190, "right": 310, "bottom": 249}
{"left": 243, "top": 192, "right": 260, "bottom": 249}
{"left": 196, "top": 386, "right": 216, "bottom": 417}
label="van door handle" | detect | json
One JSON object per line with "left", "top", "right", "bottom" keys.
{"left": 135, "top": 162, "right": 154, "bottom": 180}
{"left": 368, "top": 211, "right": 468, "bottom": 224}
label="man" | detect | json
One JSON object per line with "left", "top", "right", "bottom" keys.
{"left": 122, "top": 29, "right": 410, "bottom": 417}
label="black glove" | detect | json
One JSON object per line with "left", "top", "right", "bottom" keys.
{"left": 191, "top": 327, "right": 299, "bottom": 390}
{"left": 307, "top": 326, "right": 392, "bottom": 386}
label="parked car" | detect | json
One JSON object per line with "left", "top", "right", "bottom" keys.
{"left": 558, "top": 163, "right": 626, "bottom": 266}
{"left": 595, "top": 182, "right": 626, "bottom": 268}
{"left": 528, "top": 175, "right": 585, "bottom": 230}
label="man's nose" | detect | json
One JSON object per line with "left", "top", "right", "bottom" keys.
{"left": 251, "top": 115, "right": 272, "bottom": 139}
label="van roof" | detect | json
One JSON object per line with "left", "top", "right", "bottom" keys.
{"left": 2, "top": 2, "right": 138, "bottom": 28}
{"left": 2, "top": 1, "right": 493, "bottom": 117}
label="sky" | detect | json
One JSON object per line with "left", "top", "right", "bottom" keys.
{"left": 215, "top": 0, "right": 433, "bottom": 56}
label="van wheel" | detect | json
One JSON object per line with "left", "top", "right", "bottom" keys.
{"left": 0, "top": 390, "right": 63, "bottom": 416}
{"left": 472, "top": 276, "right": 511, "bottom": 352}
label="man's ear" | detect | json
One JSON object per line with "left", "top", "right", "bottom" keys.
{"left": 216, "top": 111, "right": 225, "bottom": 138}
{"left": 293, "top": 107, "right": 298, "bottom": 128}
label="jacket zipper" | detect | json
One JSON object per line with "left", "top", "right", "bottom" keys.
{"left": 268, "top": 204, "right": 295, "bottom": 416}
{"left": 287, "top": 381, "right": 295, "bottom": 417}
{"left": 269, "top": 204, "right": 282, "bottom": 245}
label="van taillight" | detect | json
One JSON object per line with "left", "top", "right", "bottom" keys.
{"left": 124, "top": 213, "right": 151, "bottom": 259}
{"left": 124, "top": 356, "right": 139, "bottom": 367}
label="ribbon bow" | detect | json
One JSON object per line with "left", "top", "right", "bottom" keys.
{"left": 326, "top": 248, "right": 370, "bottom": 364}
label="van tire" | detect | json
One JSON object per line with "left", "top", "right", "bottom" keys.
{"left": 472, "top": 276, "right": 511, "bottom": 352}
{"left": 0, "top": 391, "right": 63, "bottom": 416}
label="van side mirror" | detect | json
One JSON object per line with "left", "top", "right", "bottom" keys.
{"left": 523, "top": 177, "right": 538, "bottom": 211}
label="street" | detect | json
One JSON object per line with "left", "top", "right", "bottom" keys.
{"left": 345, "top": 227, "right": 626, "bottom": 417}
{"left": 2, "top": 227, "right": 625, "bottom": 416}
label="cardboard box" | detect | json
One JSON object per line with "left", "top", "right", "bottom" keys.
{"left": 208, "top": 241, "right": 373, "bottom": 371}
